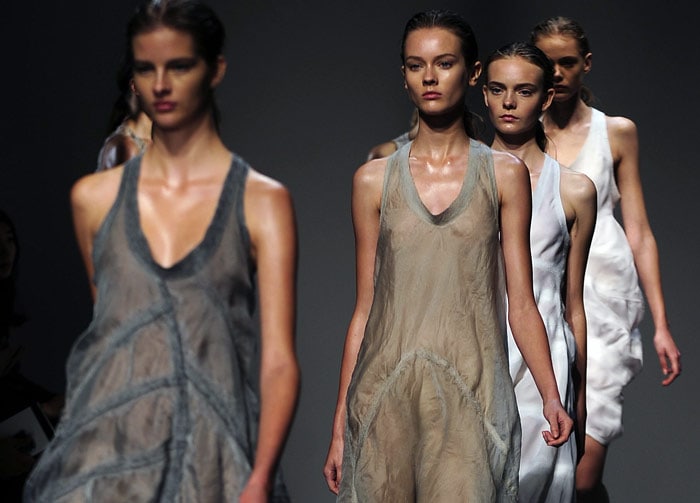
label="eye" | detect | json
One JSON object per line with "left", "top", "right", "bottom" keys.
{"left": 437, "top": 60, "right": 453, "bottom": 69}
{"left": 133, "top": 63, "right": 153, "bottom": 75}
{"left": 169, "top": 59, "right": 197, "bottom": 72}
{"left": 487, "top": 85, "right": 504, "bottom": 95}
{"left": 558, "top": 58, "right": 578, "bottom": 68}
{"left": 518, "top": 89, "right": 534, "bottom": 97}
{"left": 406, "top": 63, "right": 422, "bottom": 71}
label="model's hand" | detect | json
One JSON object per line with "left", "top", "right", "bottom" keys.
{"left": 323, "top": 436, "right": 344, "bottom": 494}
{"left": 654, "top": 326, "right": 681, "bottom": 386}
{"left": 239, "top": 477, "right": 270, "bottom": 503}
{"left": 541, "top": 399, "right": 574, "bottom": 447}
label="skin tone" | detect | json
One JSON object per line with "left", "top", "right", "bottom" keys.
{"left": 483, "top": 55, "right": 597, "bottom": 459}
{"left": 323, "top": 27, "right": 573, "bottom": 495}
{"left": 534, "top": 32, "right": 682, "bottom": 499}
{"left": 70, "top": 26, "right": 299, "bottom": 503}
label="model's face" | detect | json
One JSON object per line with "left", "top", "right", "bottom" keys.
{"left": 0, "top": 222, "right": 16, "bottom": 279}
{"left": 132, "top": 26, "right": 223, "bottom": 131}
{"left": 402, "top": 28, "right": 479, "bottom": 117}
{"left": 533, "top": 34, "right": 590, "bottom": 102}
{"left": 483, "top": 57, "right": 553, "bottom": 137}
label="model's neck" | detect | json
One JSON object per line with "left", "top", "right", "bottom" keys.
{"left": 491, "top": 134, "right": 545, "bottom": 177}
{"left": 411, "top": 111, "right": 471, "bottom": 164}
{"left": 148, "top": 114, "right": 228, "bottom": 177}
{"left": 544, "top": 96, "right": 590, "bottom": 131}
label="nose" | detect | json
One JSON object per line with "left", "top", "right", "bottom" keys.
{"left": 503, "top": 90, "right": 516, "bottom": 110}
{"left": 553, "top": 65, "right": 563, "bottom": 82}
{"left": 153, "top": 69, "right": 171, "bottom": 96}
{"left": 423, "top": 65, "right": 437, "bottom": 86}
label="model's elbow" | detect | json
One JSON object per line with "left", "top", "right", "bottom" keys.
{"left": 263, "top": 352, "right": 300, "bottom": 388}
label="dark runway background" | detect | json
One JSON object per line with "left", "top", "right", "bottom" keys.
{"left": 1, "top": 1, "right": 696, "bottom": 501}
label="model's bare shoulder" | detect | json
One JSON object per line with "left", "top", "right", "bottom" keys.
{"left": 605, "top": 114, "right": 638, "bottom": 142}
{"left": 354, "top": 157, "right": 387, "bottom": 188}
{"left": 352, "top": 157, "right": 388, "bottom": 211}
{"left": 560, "top": 166, "right": 597, "bottom": 205}
{"left": 245, "top": 168, "right": 292, "bottom": 209}
{"left": 71, "top": 167, "right": 123, "bottom": 224}
{"left": 243, "top": 168, "right": 297, "bottom": 262}
{"left": 492, "top": 149, "right": 528, "bottom": 182}
{"left": 244, "top": 168, "right": 296, "bottom": 238}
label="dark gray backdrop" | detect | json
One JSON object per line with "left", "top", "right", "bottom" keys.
{"left": 2, "top": 1, "right": 696, "bottom": 501}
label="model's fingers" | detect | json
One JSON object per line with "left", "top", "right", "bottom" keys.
{"left": 549, "top": 414, "right": 560, "bottom": 439}
{"left": 323, "top": 462, "right": 341, "bottom": 494}
{"left": 659, "top": 348, "right": 681, "bottom": 386}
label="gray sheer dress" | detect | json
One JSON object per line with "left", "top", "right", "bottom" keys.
{"left": 24, "top": 154, "right": 290, "bottom": 502}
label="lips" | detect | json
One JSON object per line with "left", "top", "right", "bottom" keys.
{"left": 154, "top": 101, "right": 176, "bottom": 112}
{"left": 422, "top": 92, "right": 441, "bottom": 99}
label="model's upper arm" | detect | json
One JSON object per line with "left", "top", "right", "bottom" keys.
{"left": 97, "top": 135, "right": 139, "bottom": 172}
{"left": 244, "top": 171, "right": 298, "bottom": 361}
{"left": 608, "top": 116, "right": 651, "bottom": 241}
{"left": 366, "top": 142, "right": 398, "bottom": 162}
{"left": 494, "top": 151, "right": 534, "bottom": 310}
{"left": 70, "top": 168, "right": 122, "bottom": 300}
{"left": 350, "top": 159, "right": 385, "bottom": 317}
{"left": 561, "top": 170, "right": 597, "bottom": 319}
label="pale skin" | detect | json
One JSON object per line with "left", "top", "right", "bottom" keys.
{"left": 323, "top": 27, "right": 573, "bottom": 495}
{"left": 483, "top": 55, "right": 597, "bottom": 458}
{"left": 71, "top": 26, "right": 299, "bottom": 503}
{"left": 534, "top": 32, "right": 682, "bottom": 497}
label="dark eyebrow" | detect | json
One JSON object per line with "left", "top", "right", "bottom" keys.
{"left": 486, "top": 80, "right": 538, "bottom": 89}
{"left": 405, "top": 53, "right": 458, "bottom": 62}
{"left": 167, "top": 57, "right": 198, "bottom": 64}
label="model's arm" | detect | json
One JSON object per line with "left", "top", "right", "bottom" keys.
{"left": 97, "top": 135, "right": 140, "bottom": 172}
{"left": 366, "top": 141, "right": 398, "bottom": 161}
{"left": 240, "top": 172, "right": 300, "bottom": 502}
{"left": 610, "top": 117, "right": 681, "bottom": 385}
{"left": 561, "top": 170, "right": 597, "bottom": 460}
{"left": 70, "top": 168, "right": 123, "bottom": 301}
{"left": 495, "top": 152, "right": 573, "bottom": 447}
{"left": 323, "top": 160, "right": 384, "bottom": 494}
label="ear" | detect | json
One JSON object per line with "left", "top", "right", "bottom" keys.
{"left": 583, "top": 52, "right": 592, "bottom": 74}
{"left": 541, "top": 87, "right": 555, "bottom": 112}
{"left": 401, "top": 65, "right": 407, "bottom": 89}
{"left": 482, "top": 84, "right": 489, "bottom": 108}
{"left": 468, "top": 61, "right": 482, "bottom": 87}
{"left": 130, "top": 79, "right": 138, "bottom": 96}
{"left": 210, "top": 55, "right": 227, "bottom": 88}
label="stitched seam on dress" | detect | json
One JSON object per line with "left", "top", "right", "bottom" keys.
{"left": 46, "top": 443, "right": 173, "bottom": 501}
{"left": 354, "top": 349, "right": 509, "bottom": 458}
{"left": 68, "top": 304, "right": 169, "bottom": 411}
